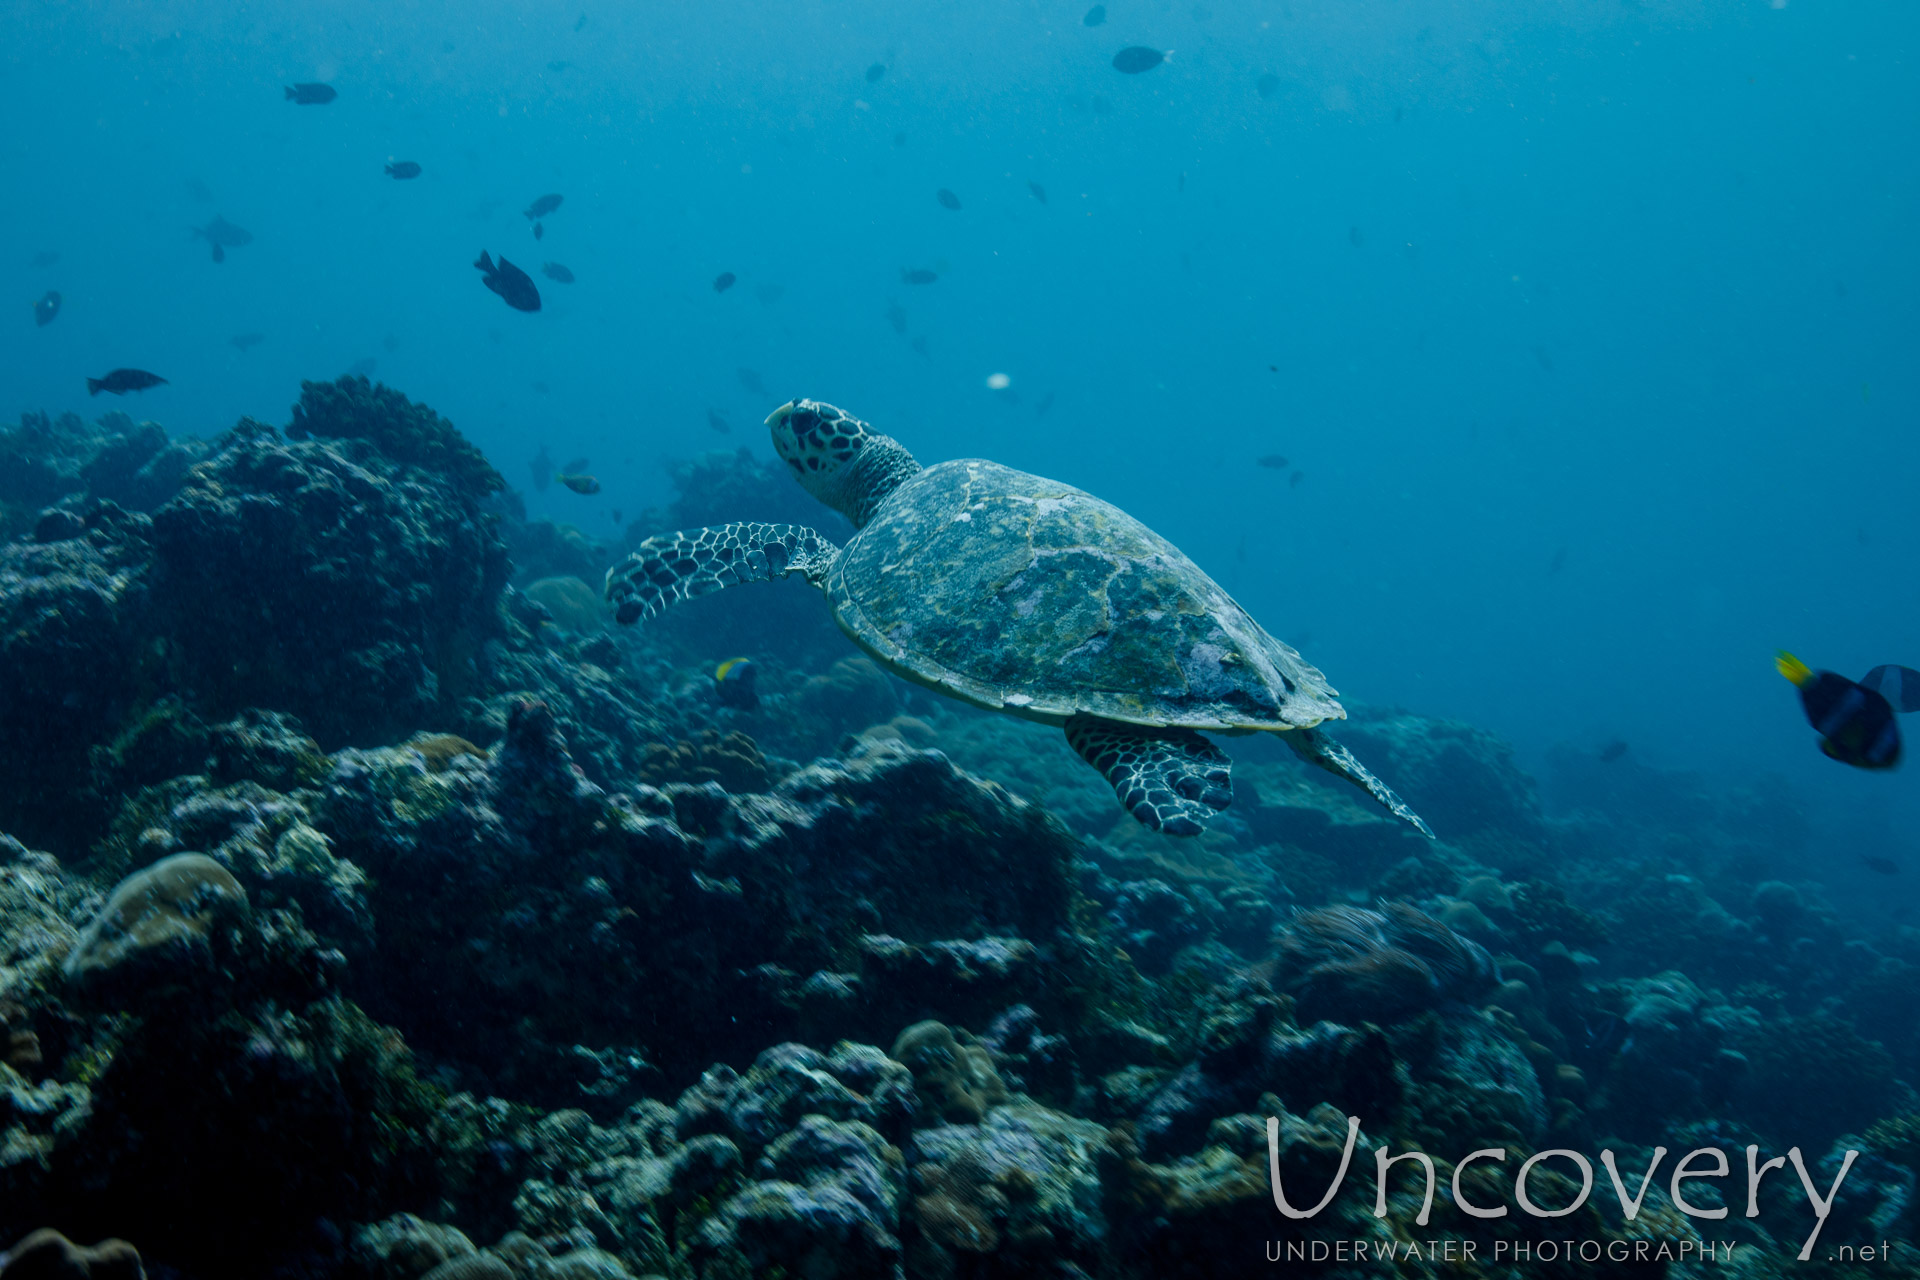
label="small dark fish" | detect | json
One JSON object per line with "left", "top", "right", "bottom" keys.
{"left": 533, "top": 222, "right": 545, "bottom": 240}
{"left": 185, "top": 175, "right": 214, "bottom": 203}
{"left": 936, "top": 188, "right": 962, "bottom": 211}
{"left": 866, "top": 63, "right": 886, "bottom": 83}
{"left": 1777, "top": 652, "right": 1914, "bottom": 770}
{"left": 33, "top": 291, "right": 60, "bottom": 327}
{"left": 910, "top": 334, "right": 930, "bottom": 358}
{"left": 714, "top": 657, "right": 759, "bottom": 709}
{"left": 900, "top": 268, "right": 938, "bottom": 285}
{"left": 530, "top": 446, "right": 553, "bottom": 493}
{"left": 737, "top": 367, "right": 766, "bottom": 395}
{"left": 707, "top": 410, "right": 731, "bottom": 434}
{"left": 611, "top": 508, "right": 623, "bottom": 524}
{"left": 194, "top": 215, "right": 253, "bottom": 263}
{"left": 474, "top": 250, "right": 542, "bottom": 312}
{"left": 30, "top": 250, "right": 59, "bottom": 268}
{"left": 1257, "top": 73, "right": 1282, "bottom": 99}
{"left": 346, "top": 357, "right": 378, "bottom": 378}
{"left": 525, "top": 193, "right": 564, "bottom": 220}
{"left": 1348, "top": 225, "right": 1365, "bottom": 248}
{"left": 556, "top": 473, "right": 600, "bottom": 495}
{"left": 1269, "top": 364, "right": 1278, "bottom": 372}
{"left": 1028, "top": 181, "right": 1047, "bottom": 204}
{"left": 885, "top": 303, "right": 907, "bottom": 334}
{"left": 755, "top": 283, "right": 784, "bottom": 304}
{"left": 1289, "top": 470, "right": 1304, "bottom": 488}
{"left": 1256, "top": 454, "right": 1289, "bottom": 470}
{"left": 1083, "top": 4, "right": 1106, "bottom": 25}
{"left": 574, "top": 12, "right": 587, "bottom": 31}
{"left": 1113, "top": 47, "right": 1166, "bottom": 74}
{"left": 285, "top": 82, "right": 336, "bottom": 105}
{"left": 1862, "top": 856, "right": 1901, "bottom": 876}
{"left": 87, "top": 368, "right": 167, "bottom": 396}
{"left": 230, "top": 332, "right": 265, "bottom": 351}
{"left": 1598, "top": 739, "right": 1629, "bottom": 763}
{"left": 1548, "top": 546, "right": 1567, "bottom": 574}
{"left": 1035, "top": 390, "right": 1055, "bottom": 416}
{"left": 542, "top": 262, "right": 575, "bottom": 283}
{"left": 714, "top": 272, "right": 736, "bottom": 293}
{"left": 385, "top": 160, "right": 423, "bottom": 179}
{"left": 562, "top": 456, "right": 590, "bottom": 474}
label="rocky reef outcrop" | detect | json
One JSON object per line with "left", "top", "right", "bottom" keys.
{"left": 0, "top": 384, "right": 1913, "bottom": 1279}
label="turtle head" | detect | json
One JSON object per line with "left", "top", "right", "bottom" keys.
{"left": 767, "top": 399, "right": 921, "bottom": 528}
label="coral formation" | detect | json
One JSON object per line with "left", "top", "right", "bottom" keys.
{"left": 0, "top": 382, "right": 1909, "bottom": 1279}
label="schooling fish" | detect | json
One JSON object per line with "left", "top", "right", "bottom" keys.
{"left": 1256, "top": 454, "right": 1289, "bottom": 470}
{"left": 474, "top": 250, "right": 542, "bottom": 312}
{"left": 714, "top": 272, "right": 736, "bottom": 293}
{"left": 529, "top": 446, "right": 553, "bottom": 493}
{"left": 1028, "top": 181, "right": 1047, "bottom": 204}
{"left": 936, "top": 188, "right": 962, "bottom": 210}
{"left": 385, "top": 160, "right": 423, "bottom": 179}
{"left": 33, "top": 291, "right": 59, "bottom": 327}
{"left": 193, "top": 215, "right": 253, "bottom": 263}
{"left": 713, "top": 657, "right": 759, "bottom": 709}
{"left": 230, "top": 332, "right": 265, "bottom": 351}
{"left": 900, "top": 268, "right": 938, "bottom": 285}
{"left": 1258, "top": 73, "right": 1282, "bottom": 99}
{"left": 524, "top": 193, "right": 563, "bottom": 220}
{"left": 556, "top": 473, "right": 601, "bottom": 495}
{"left": 87, "top": 368, "right": 167, "bottom": 396}
{"left": 1862, "top": 856, "right": 1900, "bottom": 876}
{"left": 866, "top": 63, "right": 886, "bottom": 83}
{"left": 737, "top": 367, "right": 766, "bottom": 395}
{"left": 1113, "top": 46, "right": 1168, "bottom": 74}
{"left": 1083, "top": 4, "right": 1106, "bottom": 25}
{"left": 542, "top": 262, "right": 575, "bottom": 283}
{"left": 285, "top": 82, "right": 336, "bottom": 105}
{"left": 1776, "top": 652, "right": 1920, "bottom": 770}
{"left": 1598, "top": 739, "right": 1629, "bottom": 763}
{"left": 707, "top": 409, "right": 731, "bottom": 433}
{"left": 562, "top": 456, "right": 590, "bottom": 474}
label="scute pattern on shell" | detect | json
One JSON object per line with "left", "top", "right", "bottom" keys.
{"left": 825, "top": 459, "right": 1343, "bottom": 731}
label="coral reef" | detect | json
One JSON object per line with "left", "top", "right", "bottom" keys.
{"left": 0, "top": 380, "right": 1910, "bottom": 1280}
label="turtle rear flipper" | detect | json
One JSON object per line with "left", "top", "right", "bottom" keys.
{"left": 604, "top": 522, "right": 839, "bottom": 624}
{"left": 1286, "top": 726, "right": 1434, "bottom": 838}
{"left": 1066, "top": 714, "right": 1232, "bottom": 837}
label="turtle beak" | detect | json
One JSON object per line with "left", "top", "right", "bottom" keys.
{"left": 765, "top": 401, "right": 799, "bottom": 429}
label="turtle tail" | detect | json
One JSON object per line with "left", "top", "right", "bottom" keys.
{"left": 604, "top": 522, "right": 840, "bottom": 624}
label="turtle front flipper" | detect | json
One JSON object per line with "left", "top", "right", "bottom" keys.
{"left": 1066, "top": 714, "right": 1233, "bottom": 837}
{"left": 604, "top": 522, "right": 839, "bottom": 624}
{"left": 1285, "top": 727, "right": 1435, "bottom": 839}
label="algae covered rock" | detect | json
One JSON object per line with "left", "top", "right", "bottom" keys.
{"left": 150, "top": 418, "right": 509, "bottom": 747}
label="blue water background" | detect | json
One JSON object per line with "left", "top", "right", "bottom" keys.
{"left": 3, "top": 0, "right": 1916, "bottom": 893}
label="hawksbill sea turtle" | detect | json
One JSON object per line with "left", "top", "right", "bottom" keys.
{"left": 606, "top": 399, "right": 1431, "bottom": 839}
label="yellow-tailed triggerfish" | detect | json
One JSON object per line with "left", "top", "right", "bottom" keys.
{"left": 1776, "top": 651, "right": 1920, "bottom": 770}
